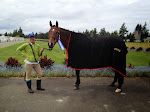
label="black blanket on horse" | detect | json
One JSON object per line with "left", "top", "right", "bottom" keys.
{"left": 67, "top": 32, "right": 128, "bottom": 75}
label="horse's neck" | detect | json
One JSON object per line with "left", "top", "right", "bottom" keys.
{"left": 59, "top": 29, "right": 70, "bottom": 48}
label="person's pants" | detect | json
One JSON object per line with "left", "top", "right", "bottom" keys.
{"left": 25, "top": 63, "right": 42, "bottom": 80}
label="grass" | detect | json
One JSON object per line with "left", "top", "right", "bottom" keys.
{"left": 0, "top": 42, "right": 150, "bottom": 66}
{"left": 126, "top": 51, "right": 150, "bottom": 66}
{"left": 126, "top": 42, "right": 150, "bottom": 49}
{"left": 0, "top": 42, "right": 66, "bottom": 65}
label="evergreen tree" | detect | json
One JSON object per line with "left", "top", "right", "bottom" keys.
{"left": 127, "top": 32, "right": 135, "bottom": 42}
{"left": 18, "top": 27, "right": 24, "bottom": 37}
{"left": 141, "top": 22, "right": 149, "bottom": 40}
{"left": 12, "top": 29, "right": 18, "bottom": 37}
{"left": 134, "top": 22, "right": 149, "bottom": 42}
{"left": 90, "top": 29, "right": 94, "bottom": 37}
{"left": 83, "top": 29, "right": 90, "bottom": 36}
{"left": 135, "top": 24, "right": 142, "bottom": 31}
{"left": 99, "top": 28, "right": 107, "bottom": 36}
{"left": 119, "top": 23, "right": 128, "bottom": 40}
{"left": 93, "top": 28, "right": 97, "bottom": 37}
{"left": 4, "top": 32, "right": 8, "bottom": 36}
{"left": 111, "top": 30, "right": 119, "bottom": 36}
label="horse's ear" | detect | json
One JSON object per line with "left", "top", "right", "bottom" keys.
{"left": 56, "top": 21, "right": 58, "bottom": 27}
{"left": 50, "top": 21, "right": 52, "bottom": 27}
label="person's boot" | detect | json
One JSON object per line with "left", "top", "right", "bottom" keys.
{"left": 26, "top": 80, "right": 34, "bottom": 93}
{"left": 37, "top": 80, "right": 45, "bottom": 91}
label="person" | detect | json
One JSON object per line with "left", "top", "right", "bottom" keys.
{"left": 16, "top": 33, "right": 45, "bottom": 93}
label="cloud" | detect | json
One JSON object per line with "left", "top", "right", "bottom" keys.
{"left": 0, "top": 0, "right": 150, "bottom": 34}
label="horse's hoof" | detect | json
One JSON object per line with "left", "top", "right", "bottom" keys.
{"left": 115, "top": 88, "right": 122, "bottom": 93}
{"left": 74, "top": 86, "right": 79, "bottom": 90}
{"left": 73, "top": 83, "right": 80, "bottom": 87}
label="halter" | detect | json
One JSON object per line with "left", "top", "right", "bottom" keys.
{"left": 50, "top": 30, "right": 60, "bottom": 42}
{"left": 50, "top": 36, "right": 58, "bottom": 42}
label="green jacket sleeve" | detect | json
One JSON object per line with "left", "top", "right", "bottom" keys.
{"left": 16, "top": 43, "right": 28, "bottom": 57}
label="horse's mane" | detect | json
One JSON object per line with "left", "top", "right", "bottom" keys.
{"left": 59, "top": 27, "right": 70, "bottom": 32}
{"left": 59, "top": 27, "right": 88, "bottom": 39}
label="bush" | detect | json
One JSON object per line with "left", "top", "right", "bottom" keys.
{"left": 146, "top": 48, "right": 150, "bottom": 52}
{"left": 136, "top": 47, "right": 143, "bottom": 51}
{"left": 39, "top": 55, "right": 55, "bottom": 68}
{"left": 5, "top": 57, "right": 22, "bottom": 67}
{"left": 127, "top": 64, "right": 134, "bottom": 69}
{"left": 130, "top": 47, "right": 135, "bottom": 49}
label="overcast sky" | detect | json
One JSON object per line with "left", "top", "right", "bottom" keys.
{"left": 0, "top": 0, "right": 150, "bottom": 34}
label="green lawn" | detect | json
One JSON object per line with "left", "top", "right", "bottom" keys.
{"left": 126, "top": 42, "right": 150, "bottom": 49}
{"left": 0, "top": 42, "right": 66, "bottom": 65}
{"left": 0, "top": 42, "right": 150, "bottom": 66}
{"left": 126, "top": 51, "right": 150, "bottom": 66}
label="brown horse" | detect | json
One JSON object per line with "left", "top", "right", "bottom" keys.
{"left": 48, "top": 21, "right": 127, "bottom": 93}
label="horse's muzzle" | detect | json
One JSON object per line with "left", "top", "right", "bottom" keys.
{"left": 48, "top": 43, "right": 54, "bottom": 49}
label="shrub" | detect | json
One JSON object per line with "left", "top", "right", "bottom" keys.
{"left": 5, "top": 57, "right": 22, "bottom": 67}
{"left": 127, "top": 63, "right": 134, "bottom": 69}
{"left": 136, "top": 47, "right": 143, "bottom": 51}
{"left": 146, "top": 48, "right": 150, "bottom": 52}
{"left": 130, "top": 47, "right": 135, "bottom": 49}
{"left": 39, "top": 55, "right": 55, "bottom": 68}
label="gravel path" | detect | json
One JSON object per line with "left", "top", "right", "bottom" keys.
{"left": 0, "top": 41, "right": 26, "bottom": 48}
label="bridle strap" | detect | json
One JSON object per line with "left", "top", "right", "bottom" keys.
{"left": 50, "top": 36, "right": 57, "bottom": 40}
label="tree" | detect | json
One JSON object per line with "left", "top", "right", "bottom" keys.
{"left": 99, "top": 28, "right": 110, "bottom": 36}
{"left": 93, "top": 28, "right": 98, "bottom": 37}
{"left": 119, "top": 23, "right": 128, "bottom": 40}
{"left": 127, "top": 32, "right": 135, "bottom": 42}
{"left": 18, "top": 27, "right": 24, "bottom": 37}
{"left": 134, "top": 22, "right": 149, "bottom": 42}
{"left": 111, "top": 30, "right": 119, "bottom": 36}
{"left": 141, "top": 22, "right": 149, "bottom": 40}
{"left": 4, "top": 32, "right": 8, "bottom": 36}
{"left": 135, "top": 24, "right": 142, "bottom": 31}
{"left": 12, "top": 30, "right": 18, "bottom": 37}
{"left": 89, "top": 28, "right": 98, "bottom": 37}
{"left": 99, "top": 28, "right": 106, "bottom": 36}
{"left": 83, "top": 29, "right": 90, "bottom": 36}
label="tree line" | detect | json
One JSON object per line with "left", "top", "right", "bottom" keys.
{"left": 1, "top": 22, "right": 149, "bottom": 42}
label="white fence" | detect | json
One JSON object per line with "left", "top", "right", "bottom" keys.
{"left": 0, "top": 36, "right": 24, "bottom": 43}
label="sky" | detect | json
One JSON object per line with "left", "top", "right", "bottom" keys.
{"left": 0, "top": 0, "right": 150, "bottom": 35}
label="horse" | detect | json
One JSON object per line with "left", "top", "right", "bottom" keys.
{"left": 48, "top": 21, "right": 128, "bottom": 93}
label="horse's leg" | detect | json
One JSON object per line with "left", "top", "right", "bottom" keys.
{"left": 74, "top": 70, "right": 80, "bottom": 90}
{"left": 117, "top": 68, "right": 125, "bottom": 89}
{"left": 115, "top": 52, "right": 126, "bottom": 92}
{"left": 117, "top": 73, "right": 124, "bottom": 89}
{"left": 110, "top": 71, "right": 118, "bottom": 86}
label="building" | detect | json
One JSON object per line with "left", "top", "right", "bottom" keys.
{"left": 134, "top": 31, "right": 141, "bottom": 42}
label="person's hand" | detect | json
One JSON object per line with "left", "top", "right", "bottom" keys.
{"left": 24, "top": 55, "right": 27, "bottom": 58}
{"left": 41, "top": 48, "right": 45, "bottom": 52}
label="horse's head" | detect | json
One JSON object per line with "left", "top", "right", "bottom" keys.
{"left": 48, "top": 21, "right": 60, "bottom": 49}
